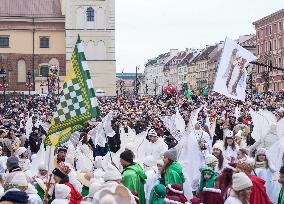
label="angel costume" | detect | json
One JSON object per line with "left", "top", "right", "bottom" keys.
{"left": 144, "top": 138, "right": 168, "bottom": 161}
{"left": 254, "top": 163, "right": 280, "bottom": 203}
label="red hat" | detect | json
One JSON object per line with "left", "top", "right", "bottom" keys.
{"left": 165, "top": 184, "right": 188, "bottom": 204}
{"left": 166, "top": 184, "right": 183, "bottom": 194}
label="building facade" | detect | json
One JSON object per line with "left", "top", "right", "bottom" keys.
{"left": 64, "top": 0, "right": 116, "bottom": 96}
{"left": 116, "top": 73, "right": 142, "bottom": 95}
{"left": 0, "top": 0, "right": 65, "bottom": 92}
{"left": 253, "top": 9, "right": 284, "bottom": 93}
{"left": 144, "top": 50, "right": 177, "bottom": 95}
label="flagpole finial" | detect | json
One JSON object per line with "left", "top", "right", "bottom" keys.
{"left": 76, "top": 34, "right": 81, "bottom": 44}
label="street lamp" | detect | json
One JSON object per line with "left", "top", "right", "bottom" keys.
{"left": 154, "top": 77, "right": 157, "bottom": 96}
{"left": 26, "top": 72, "right": 33, "bottom": 95}
{"left": 0, "top": 68, "right": 7, "bottom": 105}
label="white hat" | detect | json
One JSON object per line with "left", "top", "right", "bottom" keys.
{"left": 16, "top": 147, "right": 27, "bottom": 156}
{"left": 143, "top": 155, "right": 157, "bottom": 167}
{"left": 88, "top": 180, "right": 104, "bottom": 197}
{"left": 232, "top": 172, "right": 253, "bottom": 191}
{"left": 225, "top": 130, "right": 234, "bottom": 138}
{"left": 278, "top": 107, "right": 284, "bottom": 113}
{"left": 205, "top": 154, "right": 218, "bottom": 165}
{"left": 255, "top": 148, "right": 267, "bottom": 157}
{"left": 148, "top": 129, "right": 158, "bottom": 137}
{"left": 213, "top": 141, "right": 224, "bottom": 152}
{"left": 76, "top": 171, "right": 94, "bottom": 187}
{"left": 10, "top": 172, "right": 28, "bottom": 187}
{"left": 103, "top": 164, "right": 122, "bottom": 182}
{"left": 38, "top": 163, "right": 48, "bottom": 171}
{"left": 55, "top": 184, "right": 71, "bottom": 199}
{"left": 100, "top": 194, "right": 117, "bottom": 204}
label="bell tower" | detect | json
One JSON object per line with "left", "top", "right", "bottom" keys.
{"left": 64, "top": 0, "right": 116, "bottom": 96}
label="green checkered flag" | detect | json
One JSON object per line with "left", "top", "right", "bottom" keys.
{"left": 46, "top": 35, "right": 100, "bottom": 146}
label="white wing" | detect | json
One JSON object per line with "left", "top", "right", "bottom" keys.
{"left": 187, "top": 106, "right": 204, "bottom": 133}
{"left": 25, "top": 115, "right": 34, "bottom": 138}
{"left": 267, "top": 136, "right": 284, "bottom": 172}
{"left": 159, "top": 116, "right": 175, "bottom": 135}
{"left": 277, "top": 118, "right": 284, "bottom": 139}
{"left": 250, "top": 109, "right": 270, "bottom": 142}
{"left": 70, "top": 132, "right": 80, "bottom": 147}
{"left": 102, "top": 111, "right": 115, "bottom": 138}
{"left": 174, "top": 108, "right": 185, "bottom": 134}
{"left": 30, "top": 144, "right": 45, "bottom": 176}
{"left": 261, "top": 110, "right": 277, "bottom": 125}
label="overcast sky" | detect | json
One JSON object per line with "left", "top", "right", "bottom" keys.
{"left": 116, "top": 0, "right": 284, "bottom": 73}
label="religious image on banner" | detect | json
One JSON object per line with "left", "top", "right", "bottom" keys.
{"left": 213, "top": 38, "right": 257, "bottom": 101}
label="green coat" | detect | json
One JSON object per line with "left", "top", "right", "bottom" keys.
{"left": 164, "top": 162, "right": 185, "bottom": 186}
{"left": 279, "top": 187, "right": 284, "bottom": 204}
{"left": 122, "top": 163, "right": 147, "bottom": 204}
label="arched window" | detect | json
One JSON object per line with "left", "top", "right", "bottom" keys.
{"left": 86, "top": 7, "right": 94, "bottom": 22}
{"left": 49, "top": 58, "right": 59, "bottom": 67}
{"left": 95, "top": 40, "right": 106, "bottom": 60}
{"left": 40, "top": 65, "right": 49, "bottom": 77}
{"left": 17, "top": 59, "right": 26, "bottom": 82}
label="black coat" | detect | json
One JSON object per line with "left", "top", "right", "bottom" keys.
{"left": 29, "top": 132, "right": 42, "bottom": 153}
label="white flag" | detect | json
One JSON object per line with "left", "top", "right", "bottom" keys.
{"left": 213, "top": 38, "right": 257, "bottom": 101}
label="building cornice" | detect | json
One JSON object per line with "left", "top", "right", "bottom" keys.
{"left": 253, "top": 9, "right": 284, "bottom": 28}
{"left": 0, "top": 16, "right": 65, "bottom": 23}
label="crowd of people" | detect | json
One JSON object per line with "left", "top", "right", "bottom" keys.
{"left": 0, "top": 92, "right": 284, "bottom": 204}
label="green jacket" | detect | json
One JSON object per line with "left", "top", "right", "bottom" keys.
{"left": 198, "top": 167, "right": 218, "bottom": 192}
{"left": 164, "top": 162, "right": 185, "bottom": 186}
{"left": 279, "top": 187, "right": 284, "bottom": 204}
{"left": 122, "top": 163, "right": 147, "bottom": 204}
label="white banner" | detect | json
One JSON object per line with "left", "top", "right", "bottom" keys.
{"left": 213, "top": 38, "right": 257, "bottom": 101}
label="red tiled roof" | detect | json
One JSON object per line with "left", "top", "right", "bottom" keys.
{"left": 209, "top": 49, "right": 223, "bottom": 63}
{"left": 239, "top": 35, "right": 256, "bottom": 47}
{"left": 0, "top": 0, "right": 63, "bottom": 17}
{"left": 191, "top": 45, "right": 217, "bottom": 63}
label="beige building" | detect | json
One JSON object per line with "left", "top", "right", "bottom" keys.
{"left": 187, "top": 46, "right": 217, "bottom": 90}
{"left": 63, "top": 0, "right": 116, "bottom": 96}
{"left": 0, "top": 0, "right": 66, "bottom": 92}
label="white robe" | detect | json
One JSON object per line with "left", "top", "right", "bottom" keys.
{"left": 224, "top": 146, "right": 238, "bottom": 161}
{"left": 254, "top": 167, "right": 280, "bottom": 203}
{"left": 144, "top": 168, "right": 159, "bottom": 204}
{"left": 178, "top": 130, "right": 202, "bottom": 199}
{"left": 144, "top": 138, "right": 168, "bottom": 161}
